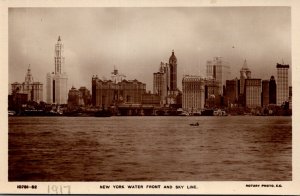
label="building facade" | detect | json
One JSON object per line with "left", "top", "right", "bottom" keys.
{"left": 46, "top": 36, "right": 68, "bottom": 104}
{"left": 167, "top": 50, "right": 181, "bottom": 107}
{"left": 276, "top": 63, "right": 289, "bottom": 106}
{"left": 11, "top": 65, "right": 43, "bottom": 103}
{"left": 153, "top": 62, "right": 169, "bottom": 105}
{"left": 169, "top": 50, "right": 177, "bottom": 91}
{"left": 225, "top": 78, "right": 239, "bottom": 106}
{"left": 68, "top": 86, "right": 84, "bottom": 108}
{"left": 153, "top": 50, "right": 181, "bottom": 107}
{"left": 92, "top": 71, "right": 146, "bottom": 108}
{"left": 269, "top": 76, "right": 277, "bottom": 105}
{"left": 261, "top": 80, "right": 269, "bottom": 107}
{"left": 182, "top": 75, "right": 205, "bottom": 112}
{"left": 141, "top": 92, "right": 160, "bottom": 107}
{"left": 79, "top": 87, "right": 92, "bottom": 106}
{"left": 206, "top": 57, "right": 231, "bottom": 95}
{"left": 204, "top": 77, "right": 221, "bottom": 108}
{"left": 245, "top": 79, "right": 261, "bottom": 108}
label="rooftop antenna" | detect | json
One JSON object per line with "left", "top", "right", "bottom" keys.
{"left": 282, "top": 58, "right": 285, "bottom": 64}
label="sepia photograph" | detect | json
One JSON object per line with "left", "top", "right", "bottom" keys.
{"left": 1, "top": 0, "right": 300, "bottom": 194}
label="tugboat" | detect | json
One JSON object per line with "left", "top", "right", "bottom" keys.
{"left": 190, "top": 122, "right": 199, "bottom": 126}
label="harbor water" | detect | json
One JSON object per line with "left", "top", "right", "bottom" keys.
{"left": 9, "top": 116, "right": 292, "bottom": 181}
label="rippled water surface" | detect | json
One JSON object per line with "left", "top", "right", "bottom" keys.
{"left": 9, "top": 116, "right": 292, "bottom": 181}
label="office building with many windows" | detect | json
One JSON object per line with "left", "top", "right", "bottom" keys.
{"left": 46, "top": 36, "right": 68, "bottom": 104}
{"left": 276, "top": 63, "right": 289, "bottom": 106}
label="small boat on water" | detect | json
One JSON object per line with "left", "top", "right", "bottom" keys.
{"left": 213, "top": 109, "right": 228, "bottom": 116}
{"left": 190, "top": 122, "right": 199, "bottom": 126}
{"left": 8, "top": 110, "right": 16, "bottom": 116}
{"left": 178, "top": 111, "right": 189, "bottom": 116}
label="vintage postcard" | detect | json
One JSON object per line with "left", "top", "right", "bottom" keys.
{"left": 0, "top": 0, "right": 299, "bottom": 194}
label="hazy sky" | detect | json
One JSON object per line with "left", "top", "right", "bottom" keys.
{"left": 9, "top": 7, "right": 291, "bottom": 93}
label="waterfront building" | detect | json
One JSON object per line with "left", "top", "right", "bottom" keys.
{"left": 204, "top": 77, "right": 220, "bottom": 108}
{"left": 153, "top": 62, "right": 169, "bottom": 106}
{"left": 46, "top": 36, "right": 68, "bottom": 104}
{"left": 244, "top": 79, "right": 261, "bottom": 109}
{"left": 239, "top": 59, "right": 252, "bottom": 95}
{"left": 153, "top": 51, "right": 181, "bottom": 107}
{"left": 92, "top": 69, "right": 146, "bottom": 108}
{"left": 67, "top": 86, "right": 84, "bottom": 109}
{"left": 182, "top": 75, "right": 205, "bottom": 112}
{"left": 166, "top": 50, "right": 182, "bottom": 107}
{"left": 11, "top": 65, "right": 43, "bottom": 103}
{"left": 276, "top": 63, "right": 289, "bottom": 106}
{"left": 169, "top": 50, "right": 177, "bottom": 91}
{"left": 79, "top": 87, "right": 92, "bottom": 106}
{"left": 269, "top": 76, "right": 277, "bottom": 105}
{"left": 225, "top": 78, "right": 239, "bottom": 107}
{"left": 142, "top": 92, "right": 160, "bottom": 107}
{"left": 206, "top": 57, "right": 231, "bottom": 95}
{"left": 8, "top": 93, "right": 28, "bottom": 110}
{"left": 262, "top": 80, "right": 269, "bottom": 107}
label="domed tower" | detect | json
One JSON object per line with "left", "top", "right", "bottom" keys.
{"left": 169, "top": 50, "right": 177, "bottom": 91}
{"left": 25, "top": 64, "right": 34, "bottom": 84}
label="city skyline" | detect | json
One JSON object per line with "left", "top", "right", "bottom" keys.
{"left": 4, "top": 3, "right": 296, "bottom": 192}
{"left": 9, "top": 7, "right": 291, "bottom": 94}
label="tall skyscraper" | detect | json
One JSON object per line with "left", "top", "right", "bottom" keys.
{"left": 276, "top": 63, "right": 289, "bottom": 106}
{"left": 153, "top": 62, "right": 169, "bottom": 105}
{"left": 225, "top": 78, "right": 239, "bottom": 106}
{"left": 182, "top": 75, "right": 205, "bottom": 112}
{"left": 245, "top": 79, "right": 261, "bottom": 108}
{"left": 269, "top": 75, "right": 276, "bottom": 104}
{"left": 11, "top": 65, "right": 43, "bottom": 103}
{"left": 46, "top": 36, "right": 68, "bottom": 104}
{"left": 206, "top": 57, "right": 231, "bottom": 95}
{"left": 169, "top": 50, "right": 177, "bottom": 91}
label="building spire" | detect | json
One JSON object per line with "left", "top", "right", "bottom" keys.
{"left": 55, "top": 35, "right": 64, "bottom": 74}
{"left": 241, "top": 59, "right": 248, "bottom": 70}
{"left": 243, "top": 59, "right": 247, "bottom": 67}
{"left": 25, "top": 64, "right": 33, "bottom": 84}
